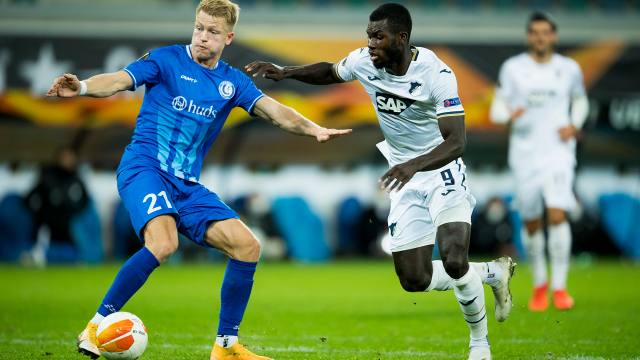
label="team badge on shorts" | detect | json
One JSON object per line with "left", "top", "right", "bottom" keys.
{"left": 389, "top": 222, "right": 402, "bottom": 237}
{"left": 218, "top": 81, "right": 235, "bottom": 99}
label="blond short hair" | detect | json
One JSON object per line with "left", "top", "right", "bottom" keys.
{"left": 196, "top": 0, "right": 240, "bottom": 31}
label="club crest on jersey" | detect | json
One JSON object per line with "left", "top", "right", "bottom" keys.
{"left": 376, "top": 92, "right": 415, "bottom": 115}
{"left": 218, "top": 81, "right": 235, "bottom": 99}
{"left": 444, "top": 97, "right": 461, "bottom": 107}
{"left": 409, "top": 82, "right": 423, "bottom": 96}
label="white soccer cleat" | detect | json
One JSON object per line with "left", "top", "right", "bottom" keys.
{"left": 490, "top": 256, "right": 516, "bottom": 322}
{"left": 469, "top": 346, "right": 492, "bottom": 360}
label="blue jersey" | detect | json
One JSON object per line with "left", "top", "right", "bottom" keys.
{"left": 119, "top": 45, "right": 264, "bottom": 182}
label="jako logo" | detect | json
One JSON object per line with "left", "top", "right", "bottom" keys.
{"left": 172, "top": 96, "right": 217, "bottom": 118}
{"left": 181, "top": 75, "right": 197, "bottom": 83}
{"left": 376, "top": 92, "right": 415, "bottom": 115}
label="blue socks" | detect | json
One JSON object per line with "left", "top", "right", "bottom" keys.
{"left": 97, "top": 247, "right": 159, "bottom": 317}
{"left": 218, "top": 258, "right": 257, "bottom": 336}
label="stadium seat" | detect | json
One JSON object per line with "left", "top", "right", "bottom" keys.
{"left": 69, "top": 200, "right": 103, "bottom": 263}
{"left": 113, "top": 201, "right": 140, "bottom": 260}
{"left": 0, "top": 194, "right": 35, "bottom": 261}
{"left": 598, "top": 0, "right": 624, "bottom": 11}
{"left": 528, "top": 0, "right": 551, "bottom": 9}
{"left": 599, "top": 194, "right": 640, "bottom": 258}
{"left": 505, "top": 196, "right": 526, "bottom": 259}
{"left": 336, "top": 197, "right": 363, "bottom": 254}
{"left": 272, "top": 197, "right": 332, "bottom": 262}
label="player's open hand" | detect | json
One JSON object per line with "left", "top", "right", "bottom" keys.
{"left": 245, "top": 61, "right": 286, "bottom": 82}
{"left": 379, "top": 161, "right": 420, "bottom": 193}
{"left": 315, "top": 127, "right": 352, "bottom": 143}
{"left": 47, "top": 74, "right": 81, "bottom": 98}
{"left": 558, "top": 124, "right": 577, "bottom": 142}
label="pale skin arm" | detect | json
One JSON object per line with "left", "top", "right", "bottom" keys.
{"left": 46, "top": 71, "right": 133, "bottom": 98}
{"left": 251, "top": 96, "right": 351, "bottom": 142}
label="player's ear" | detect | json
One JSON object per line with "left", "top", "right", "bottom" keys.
{"left": 398, "top": 31, "right": 409, "bottom": 46}
{"left": 225, "top": 31, "right": 234, "bottom": 46}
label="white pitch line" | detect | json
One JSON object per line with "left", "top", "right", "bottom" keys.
{"left": 0, "top": 337, "right": 636, "bottom": 359}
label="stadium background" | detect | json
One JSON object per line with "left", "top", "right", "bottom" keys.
{"left": 0, "top": 1, "right": 640, "bottom": 359}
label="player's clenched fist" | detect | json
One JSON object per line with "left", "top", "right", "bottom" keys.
{"left": 47, "top": 74, "right": 81, "bottom": 98}
{"left": 245, "top": 61, "right": 286, "bottom": 81}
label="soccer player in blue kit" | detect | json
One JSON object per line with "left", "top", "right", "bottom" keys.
{"left": 46, "top": 0, "right": 351, "bottom": 359}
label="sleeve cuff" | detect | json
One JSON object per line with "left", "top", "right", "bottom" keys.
{"left": 246, "top": 94, "right": 266, "bottom": 117}
{"left": 123, "top": 68, "right": 139, "bottom": 91}
{"left": 437, "top": 110, "right": 465, "bottom": 119}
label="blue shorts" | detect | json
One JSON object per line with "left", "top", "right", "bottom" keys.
{"left": 117, "top": 165, "right": 238, "bottom": 247}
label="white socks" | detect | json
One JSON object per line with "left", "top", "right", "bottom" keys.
{"left": 453, "top": 268, "right": 488, "bottom": 340}
{"left": 470, "top": 262, "right": 502, "bottom": 288}
{"left": 90, "top": 313, "right": 105, "bottom": 325}
{"left": 425, "top": 261, "right": 503, "bottom": 292}
{"left": 216, "top": 335, "right": 238, "bottom": 348}
{"left": 426, "top": 260, "right": 454, "bottom": 291}
{"left": 548, "top": 221, "right": 572, "bottom": 290}
{"left": 522, "top": 228, "right": 548, "bottom": 287}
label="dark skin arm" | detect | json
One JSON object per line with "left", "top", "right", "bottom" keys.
{"left": 244, "top": 61, "right": 341, "bottom": 85}
{"left": 380, "top": 115, "right": 467, "bottom": 193}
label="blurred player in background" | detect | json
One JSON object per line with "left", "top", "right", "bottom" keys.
{"left": 47, "top": 0, "right": 350, "bottom": 359}
{"left": 247, "top": 3, "right": 515, "bottom": 359}
{"left": 490, "top": 12, "right": 589, "bottom": 311}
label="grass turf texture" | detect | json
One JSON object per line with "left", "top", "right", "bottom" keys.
{"left": 0, "top": 259, "right": 639, "bottom": 359}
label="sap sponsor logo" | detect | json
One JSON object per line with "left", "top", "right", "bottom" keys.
{"left": 218, "top": 80, "right": 235, "bottom": 99}
{"left": 172, "top": 96, "right": 217, "bottom": 118}
{"left": 181, "top": 75, "right": 197, "bottom": 83}
{"left": 443, "top": 97, "right": 461, "bottom": 107}
{"left": 376, "top": 92, "right": 415, "bottom": 115}
{"left": 527, "top": 90, "right": 555, "bottom": 106}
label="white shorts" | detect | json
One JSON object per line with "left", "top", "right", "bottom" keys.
{"left": 385, "top": 159, "right": 476, "bottom": 252}
{"left": 513, "top": 164, "right": 576, "bottom": 221}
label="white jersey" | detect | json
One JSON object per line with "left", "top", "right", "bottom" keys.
{"left": 495, "top": 53, "right": 586, "bottom": 170}
{"left": 335, "top": 46, "right": 465, "bottom": 166}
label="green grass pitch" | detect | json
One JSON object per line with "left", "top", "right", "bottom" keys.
{"left": 1, "top": 259, "right": 639, "bottom": 359}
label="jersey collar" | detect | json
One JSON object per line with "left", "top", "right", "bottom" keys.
{"left": 186, "top": 45, "right": 219, "bottom": 70}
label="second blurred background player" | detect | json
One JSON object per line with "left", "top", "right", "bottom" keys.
{"left": 490, "top": 12, "right": 589, "bottom": 311}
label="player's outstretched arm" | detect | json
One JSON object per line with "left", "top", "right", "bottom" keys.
{"left": 380, "top": 115, "right": 467, "bottom": 192}
{"left": 47, "top": 71, "right": 133, "bottom": 98}
{"left": 245, "top": 61, "right": 340, "bottom": 85}
{"left": 252, "top": 96, "right": 351, "bottom": 142}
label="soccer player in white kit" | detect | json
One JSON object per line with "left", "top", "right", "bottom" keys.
{"left": 490, "top": 12, "right": 589, "bottom": 311}
{"left": 247, "top": 3, "right": 515, "bottom": 359}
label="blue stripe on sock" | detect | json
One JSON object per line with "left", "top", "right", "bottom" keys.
{"left": 465, "top": 313, "right": 487, "bottom": 324}
{"left": 459, "top": 296, "right": 478, "bottom": 306}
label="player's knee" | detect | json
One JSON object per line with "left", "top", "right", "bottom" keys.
{"left": 148, "top": 237, "right": 178, "bottom": 264}
{"left": 547, "top": 210, "right": 566, "bottom": 226}
{"left": 237, "top": 235, "right": 261, "bottom": 262}
{"left": 442, "top": 256, "right": 467, "bottom": 280}
{"left": 524, "top": 219, "right": 543, "bottom": 234}
{"left": 399, "top": 273, "right": 430, "bottom": 292}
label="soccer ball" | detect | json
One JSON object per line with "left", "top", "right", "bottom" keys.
{"left": 96, "top": 312, "right": 148, "bottom": 360}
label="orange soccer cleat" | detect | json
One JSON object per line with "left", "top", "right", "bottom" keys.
{"left": 76, "top": 321, "right": 101, "bottom": 359}
{"left": 210, "top": 342, "right": 273, "bottom": 360}
{"left": 553, "top": 289, "right": 575, "bottom": 310}
{"left": 528, "top": 283, "right": 549, "bottom": 311}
